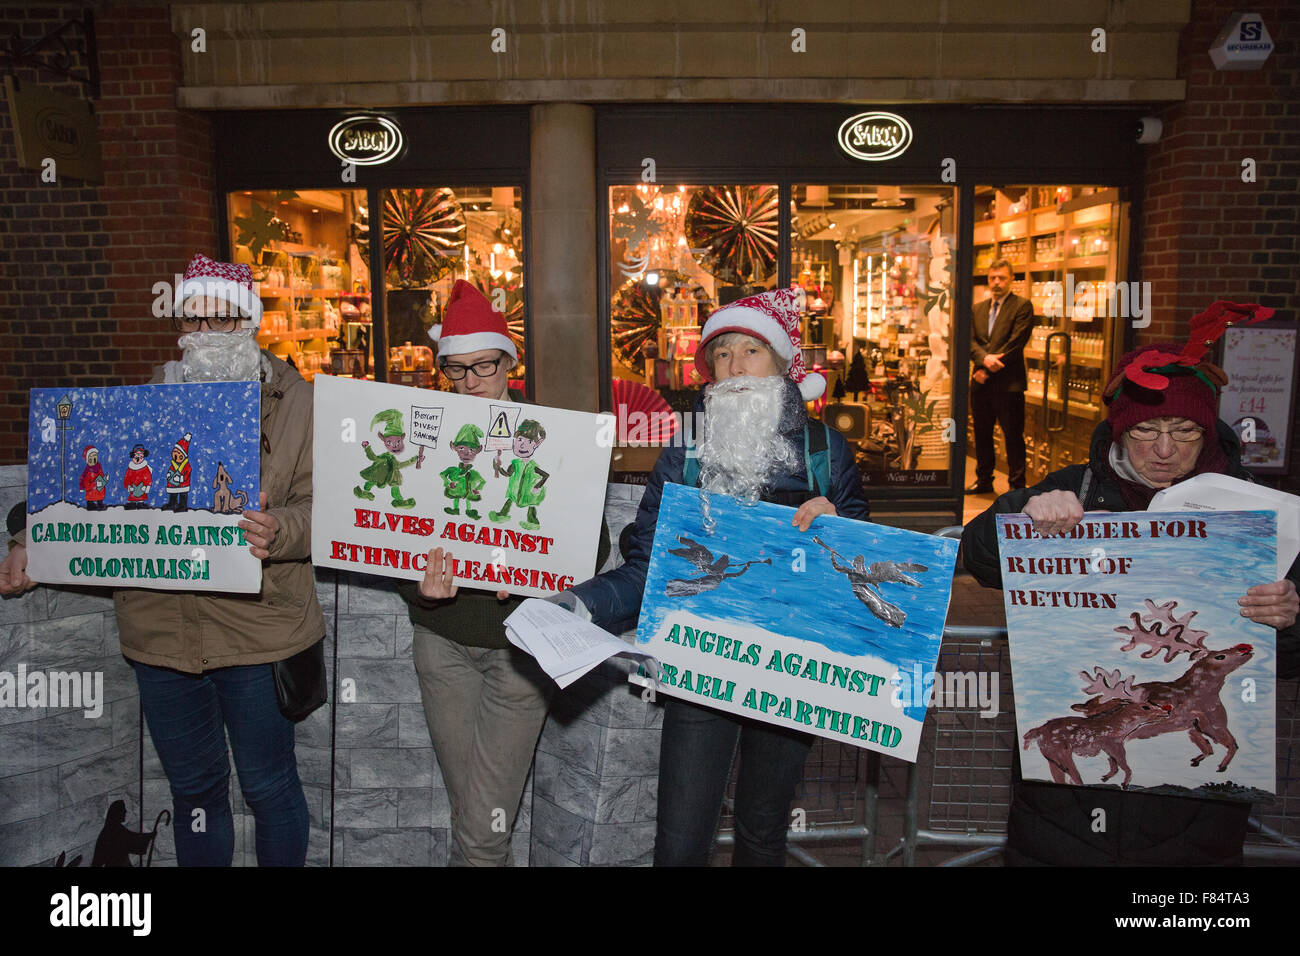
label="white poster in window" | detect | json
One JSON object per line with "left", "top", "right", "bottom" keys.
{"left": 1219, "top": 326, "right": 1297, "bottom": 474}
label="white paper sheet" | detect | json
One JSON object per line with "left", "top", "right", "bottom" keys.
{"left": 1149, "top": 473, "right": 1300, "bottom": 580}
{"left": 504, "top": 599, "right": 653, "bottom": 689}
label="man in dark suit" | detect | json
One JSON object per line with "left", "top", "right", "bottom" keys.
{"left": 968, "top": 259, "right": 1035, "bottom": 493}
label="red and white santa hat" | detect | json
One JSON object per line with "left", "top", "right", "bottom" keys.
{"left": 174, "top": 253, "right": 263, "bottom": 329}
{"left": 172, "top": 433, "right": 192, "bottom": 458}
{"left": 428, "top": 280, "right": 517, "bottom": 362}
{"left": 694, "top": 287, "right": 826, "bottom": 400}
{"left": 82, "top": 444, "right": 97, "bottom": 461}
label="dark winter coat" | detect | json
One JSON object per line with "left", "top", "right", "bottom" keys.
{"left": 570, "top": 379, "right": 872, "bottom": 633}
{"left": 962, "top": 418, "right": 1299, "bottom": 865}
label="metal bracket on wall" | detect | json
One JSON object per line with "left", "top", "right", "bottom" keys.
{"left": 4, "top": 10, "right": 100, "bottom": 102}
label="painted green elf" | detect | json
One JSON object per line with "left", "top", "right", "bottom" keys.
{"left": 488, "top": 419, "right": 549, "bottom": 531}
{"left": 354, "top": 408, "right": 420, "bottom": 508}
{"left": 440, "top": 423, "right": 487, "bottom": 518}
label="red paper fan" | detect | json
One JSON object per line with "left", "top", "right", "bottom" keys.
{"left": 611, "top": 379, "right": 679, "bottom": 445}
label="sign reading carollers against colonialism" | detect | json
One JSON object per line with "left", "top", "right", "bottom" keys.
{"left": 312, "top": 375, "right": 613, "bottom": 598}
{"left": 632, "top": 483, "right": 958, "bottom": 761}
{"left": 997, "top": 510, "right": 1277, "bottom": 796}
{"left": 25, "top": 383, "right": 263, "bottom": 592}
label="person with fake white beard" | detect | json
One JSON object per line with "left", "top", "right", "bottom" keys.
{"left": 1, "top": 253, "right": 324, "bottom": 866}
{"left": 566, "top": 287, "right": 871, "bottom": 866}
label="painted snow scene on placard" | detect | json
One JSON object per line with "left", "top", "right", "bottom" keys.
{"left": 26, "top": 383, "right": 263, "bottom": 592}
{"left": 998, "top": 511, "right": 1277, "bottom": 799}
{"left": 311, "top": 374, "right": 612, "bottom": 598}
{"left": 633, "top": 482, "right": 959, "bottom": 761}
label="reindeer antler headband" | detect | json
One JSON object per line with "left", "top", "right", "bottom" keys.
{"left": 1102, "top": 301, "right": 1275, "bottom": 401}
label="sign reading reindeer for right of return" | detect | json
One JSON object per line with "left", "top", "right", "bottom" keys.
{"left": 998, "top": 510, "right": 1277, "bottom": 799}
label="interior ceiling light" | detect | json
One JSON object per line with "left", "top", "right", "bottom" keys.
{"left": 871, "top": 185, "right": 906, "bottom": 208}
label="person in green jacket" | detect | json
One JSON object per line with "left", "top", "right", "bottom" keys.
{"left": 355, "top": 408, "right": 420, "bottom": 508}
{"left": 441, "top": 423, "right": 487, "bottom": 518}
{"left": 488, "top": 419, "right": 548, "bottom": 530}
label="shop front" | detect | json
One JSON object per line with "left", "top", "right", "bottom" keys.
{"left": 596, "top": 104, "right": 1146, "bottom": 527}
{"left": 211, "top": 107, "right": 533, "bottom": 395}
{"left": 209, "top": 102, "right": 1145, "bottom": 528}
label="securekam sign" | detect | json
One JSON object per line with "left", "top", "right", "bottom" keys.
{"left": 328, "top": 115, "right": 405, "bottom": 166}
{"left": 837, "top": 111, "right": 913, "bottom": 162}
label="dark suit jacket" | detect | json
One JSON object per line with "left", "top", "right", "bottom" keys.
{"left": 970, "top": 292, "right": 1035, "bottom": 394}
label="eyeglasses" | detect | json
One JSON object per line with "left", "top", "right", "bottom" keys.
{"left": 441, "top": 357, "right": 504, "bottom": 380}
{"left": 174, "top": 315, "right": 238, "bottom": 332}
{"left": 1127, "top": 424, "right": 1205, "bottom": 443}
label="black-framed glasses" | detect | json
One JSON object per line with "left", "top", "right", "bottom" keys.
{"left": 174, "top": 315, "right": 238, "bottom": 332}
{"left": 1127, "top": 424, "right": 1204, "bottom": 443}
{"left": 441, "top": 357, "right": 504, "bottom": 380}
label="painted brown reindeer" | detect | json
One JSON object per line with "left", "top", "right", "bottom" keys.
{"left": 1024, "top": 669, "right": 1174, "bottom": 788}
{"left": 1072, "top": 601, "right": 1254, "bottom": 774}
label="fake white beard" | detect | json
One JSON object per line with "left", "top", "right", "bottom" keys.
{"left": 697, "top": 375, "right": 798, "bottom": 507}
{"left": 174, "top": 329, "right": 263, "bottom": 383}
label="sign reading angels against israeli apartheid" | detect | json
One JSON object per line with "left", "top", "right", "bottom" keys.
{"left": 632, "top": 483, "right": 959, "bottom": 760}
{"left": 997, "top": 510, "right": 1277, "bottom": 797}
{"left": 26, "top": 383, "right": 263, "bottom": 592}
{"left": 311, "top": 375, "right": 613, "bottom": 598}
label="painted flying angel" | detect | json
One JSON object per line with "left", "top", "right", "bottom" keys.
{"left": 813, "top": 537, "right": 928, "bottom": 628}
{"left": 665, "top": 535, "right": 771, "bottom": 597}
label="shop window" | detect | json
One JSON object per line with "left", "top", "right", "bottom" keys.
{"left": 380, "top": 186, "right": 525, "bottom": 392}
{"left": 972, "top": 184, "right": 1130, "bottom": 483}
{"left": 608, "top": 183, "right": 779, "bottom": 471}
{"left": 227, "top": 189, "right": 371, "bottom": 381}
{"left": 795, "top": 184, "right": 959, "bottom": 489}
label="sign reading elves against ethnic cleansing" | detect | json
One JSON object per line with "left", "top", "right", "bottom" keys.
{"left": 997, "top": 511, "right": 1277, "bottom": 797}
{"left": 25, "top": 383, "right": 263, "bottom": 592}
{"left": 311, "top": 374, "right": 613, "bottom": 598}
{"left": 631, "top": 483, "right": 958, "bottom": 761}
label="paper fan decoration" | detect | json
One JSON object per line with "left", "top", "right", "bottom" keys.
{"left": 611, "top": 379, "right": 679, "bottom": 444}
{"left": 609, "top": 270, "right": 695, "bottom": 371}
{"left": 372, "top": 188, "right": 467, "bottom": 289}
{"left": 684, "top": 185, "right": 780, "bottom": 286}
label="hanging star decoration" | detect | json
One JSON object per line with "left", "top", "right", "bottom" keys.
{"left": 612, "top": 192, "right": 667, "bottom": 251}
{"left": 1102, "top": 300, "right": 1274, "bottom": 399}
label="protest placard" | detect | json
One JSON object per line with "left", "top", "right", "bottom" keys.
{"left": 25, "top": 383, "right": 263, "bottom": 592}
{"left": 631, "top": 482, "right": 959, "bottom": 761}
{"left": 311, "top": 374, "right": 613, "bottom": 598}
{"left": 998, "top": 510, "right": 1277, "bottom": 797}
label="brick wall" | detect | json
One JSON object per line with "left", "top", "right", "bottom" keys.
{"left": 1138, "top": 0, "right": 1299, "bottom": 488}
{"left": 0, "top": 6, "right": 216, "bottom": 467}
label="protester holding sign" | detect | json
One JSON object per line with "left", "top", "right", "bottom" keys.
{"left": 566, "top": 288, "right": 871, "bottom": 866}
{"left": 962, "top": 302, "right": 1300, "bottom": 866}
{"left": 398, "top": 280, "right": 608, "bottom": 866}
{"left": 1, "top": 254, "right": 323, "bottom": 867}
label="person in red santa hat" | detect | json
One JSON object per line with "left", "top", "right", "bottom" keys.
{"left": 123, "top": 444, "right": 152, "bottom": 510}
{"left": 163, "top": 432, "right": 193, "bottom": 513}
{"left": 564, "top": 286, "right": 871, "bottom": 866}
{"left": 79, "top": 445, "right": 108, "bottom": 511}
{"left": 400, "top": 279, "right": 611, "bottom": 866}
{"left": 1, "top": 252, "right": 323, "bottom": 867}
{"left": 962, "top": 301, "right": 1299, "bottom": 866}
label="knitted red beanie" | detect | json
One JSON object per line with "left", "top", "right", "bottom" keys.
{"left": 1105, "top": 342, "right": 1220, "bottom": 434}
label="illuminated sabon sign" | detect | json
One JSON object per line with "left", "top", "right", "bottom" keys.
{"left": 837, "top": 112, "right": 913, "bottom": 162}
{"left": 328, "top": 115, "right": 404, "bottom": 166}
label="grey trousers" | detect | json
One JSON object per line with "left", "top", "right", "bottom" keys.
{"left": 411, "top": 623, "right": 552, "bottom": 866}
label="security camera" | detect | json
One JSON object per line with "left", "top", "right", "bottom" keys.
{"left": 1135, "top": 116, "right": 1163, "bottom": 145}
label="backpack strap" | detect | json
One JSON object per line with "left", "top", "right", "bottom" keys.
{"left": 1077, "top": 467, "right": 1094, "bottom": 507}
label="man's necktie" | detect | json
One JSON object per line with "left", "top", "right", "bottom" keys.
{"left": 988, "top": 298, "right": 1000, "bottom": 338}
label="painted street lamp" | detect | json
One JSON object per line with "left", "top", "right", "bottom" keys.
{"left": 56, "top": 395, "right": 72, "bottom": 503}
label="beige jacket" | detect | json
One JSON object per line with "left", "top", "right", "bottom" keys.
{"left": 111, "top": 353, "right": 324, "bottom": 671}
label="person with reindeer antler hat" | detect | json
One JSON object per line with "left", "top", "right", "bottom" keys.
{"left": 962, "top": 300, "right": 1300, "bottom": 866}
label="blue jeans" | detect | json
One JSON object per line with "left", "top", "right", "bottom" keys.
{"left": 654, "top": 698, "right": 813, "bottom": 866}
{"left": 132, "top": 659, "right": 309, "bottom": 866}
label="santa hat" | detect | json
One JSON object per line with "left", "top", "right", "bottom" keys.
{"left": 172, "top": 433, "right": 192, "bottom": 457}
{"left": 82, "top": 444, "right": 97, "bottom": 461}
{"left": 174, "top": 253, "right": 263, "bottom": 329}
{"left": 694, "top": 287, "right": 826, "bottom": 400}
{"left": 428, "top": 280, "right": 516, "bottom": 362}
